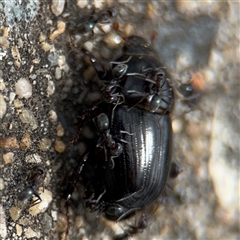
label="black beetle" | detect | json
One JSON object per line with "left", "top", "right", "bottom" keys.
{"left": 66, "top": 36, "right": 180, "bottom": 237}
{"left": 18, "top": 165, "right": 45, "bottom": 206}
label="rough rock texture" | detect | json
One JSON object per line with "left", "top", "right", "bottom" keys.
{"left": 0, "top": 1, "right": 239, "bottom": 239}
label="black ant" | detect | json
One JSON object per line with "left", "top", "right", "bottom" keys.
{"left": 18, "top": 165, "right": 45, "bottom": 206}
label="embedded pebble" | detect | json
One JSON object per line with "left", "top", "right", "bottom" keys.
{"left": 51, "top": 210, "right": 57, "bottom": 221}
{"left": 18, "top": 216, "right": 30, "bottom": 226}
{"left": 76, "top": 0, "right": 89, "bottom": 9}
{"left": 14, "top": 99, "right": 24, "bottom": 108}
{"left": 0, "top": 205, "right": 7, "bottom": 239}
{"left": 25, "top": 227, "right": 40, "bottom": 238}
{"left": 83, "top": 41, "right": 94, "bottom": 52}
{"left": 39, "top": 138, "right": 52, "bottom": 151}
{"left": 47, "top": 80, "right": 55, "bottom": 96}
{"left": 11, "top": 46, "right": 21, "bottom": 68}
{"left": 25, "top": 154, "right": 42, "bottom": 163}
{"left": 51, "top": 0, "right": 65, "bottom": 16}
{"left": 0, "top": 137, "right": 19, "bottom": 149}
{"left": 0, "top": 36, "right": 10, "bottom": 49}
{"left": 102, "top": 32, "right": 122, "bottom": 49}
{"left": 32, "top": 58, "right": 40, "bottom": 64}
{"left": 54, "top": 140, "right": 66, "bottom": 153}
{"left": 49, "top": 21, "right": 66, "bottom": 41}
{"left": 56, "top": 213, "right": 68, "bottom": 232}
{"left": 0, "top": 79, "right": 5, "bottom": 90}
{"left": 2, "top": 152, "right": 14, "bottom": 164}
{"left": 75, "top": 215, "right": 83, "bottom": 229}
{"left": 0, "top": 93, "right": 6, "bottom": 119}
{"left": 0, "top": 178, "right": 4, "bottom": 190}
{"left": 29, "top": 189, "right": 53, "bottom": 216}
{"left": 15, "top": 78, "right": 32, "bottom": 99}
{"left": 49, "top": 110, "right": 58, "bottom": 122}
{"left": 58, "top": 55, "right": 66, "bottom": 67}
{"left": 41, "top": 42, "right": 52, "bottom": 52}
{"left": 9, "top": 92, "right": 16, "bottom": 104}
{"left": 16, "top": 224, "right": 22, "bottom": 236}
{"left": 19, "top": 109, "right": 38, "bottom": 130}
{"left": 172, "top": 119, "right": 183, "bottom": 133}
{"left": 20, "top": 133, "right": 31, "bottom": 150}
{"left": 55, "top": 66, "right": 61, "bottom": 79}
{"left": 56, "top": 124, "right": 64, "bottom": 137}
{"left": 48, "top": 52, "right": 59, "bottom": 67}
{"left": 9, "top": 206, "right": 22, "bottom": 222}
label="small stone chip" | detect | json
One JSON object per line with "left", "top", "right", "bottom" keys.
{"left": 16, "top": 224, "right": 22, "bottom": 236}
{"left": 3, "top": 152, "right": 14, "bottom": 164}
{"left": 15, "top": 78, "right": 32, "bottom": 99}
{"left": 51, "top": 0, "right": 65, "bottom": 16}
{"left": 56, "top": 213, "right": 68, "bottom": 232}
{"left": 54, "top": 140, "right": 66, "bottom": 153}
{"left": 19, "top": 109, "right": 38, "bottom": 130}
{"left": 49, "top": 21, "right": 66, "bottom": 40}
{"left": 9, "top": 206, "right": 22, "bottom": 222}
{"left": 56, "top": 124, "right": 64, "bottom": 137}
{"left": 20, "top": 133, "right": 31, "bottom": 150}
{"left": 39, "top": 138, "right": 52, "bottom": 151}
{"left": 0, "top": 93, "right": 6, "bottom": 119}
{"left": 0, "top": 137, "right": 19, "bottom": 149}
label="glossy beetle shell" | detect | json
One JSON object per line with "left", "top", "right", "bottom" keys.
{"left": 67, "top": 36, "right": 176, "bottom": 236}
{"left": 101, "top": 105, "right": 172, "bottom": 220}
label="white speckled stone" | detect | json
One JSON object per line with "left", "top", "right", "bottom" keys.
{"left": 0, "top": 93, "right": 6, "bottom": 119}
{"left": 15, "top": 78, "right": 32, "bottom": 99}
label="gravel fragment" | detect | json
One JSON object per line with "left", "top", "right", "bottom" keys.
{"left": 47, "top": 80, "right": 55, "bottom": 96}
{"left": 15, "top": 78, "right": 32, "bottom": 99}
{"left": 19, "top": 109, "right": 38, "bottom": 130}
{"left": 9, "top": 206, "right": 21, "bottom": 222}
{"left": 56, "top": 124, "right": 64, "bottom": 137}
{"left": 0, "top": 36, "right": 10, "bottom": 49}
{"left": 39, "top": 138, "right": 52, "bottom": 151}
{"left": 16, "top": 224, "right": 22, "bottom": 237}
{"left": 49, "top": 21, "right": 66, "bottom": 40}
{"left": 2, "top": 152, "right": 14, "bottom": 164}
{"left": 49, "top": 110, "right": 58, "bottom": 122}
{"left": 54, "top": 140, "right": 66, "bottom": 153}
{"left": 102, "top": 32, "right": 122, "bottom": 49}
{"left": 55, "top": 66, "right": 62, "bottom": 80}
{"left": 0, "top": 178, "right": 4, "bottom": 190}
{"left": 51, "top": 0, "right": 65, "bottom": 17}
{"left": 25, "top": 227, "right": 41, "bottom": 238}
{"left": 0, "top": 137, "right": 19, "bottom": 149}
{"left": 56, "top": 213, "right": 68, "bottom": 232}
{"left": 0, "top": 79, "right": 6, "bottom": 90}
{"left": 0, "top": 93, "right": 7, "bottom": 119}
{"left": 0, "top": 205, "right": 7, "bottom": 239}
{"left": 20, "top": 133, "right": 31, "bottom": 150}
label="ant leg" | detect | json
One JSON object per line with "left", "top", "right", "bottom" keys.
{"left": 30, "top": 189, "right": 42, "bottom": 207}
{"left": 83, "top": 50, "right": 108, "bottom": 80}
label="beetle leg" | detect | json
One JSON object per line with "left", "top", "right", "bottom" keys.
{"left": 169, "top": 162, "right": 182, "bottom": 178}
